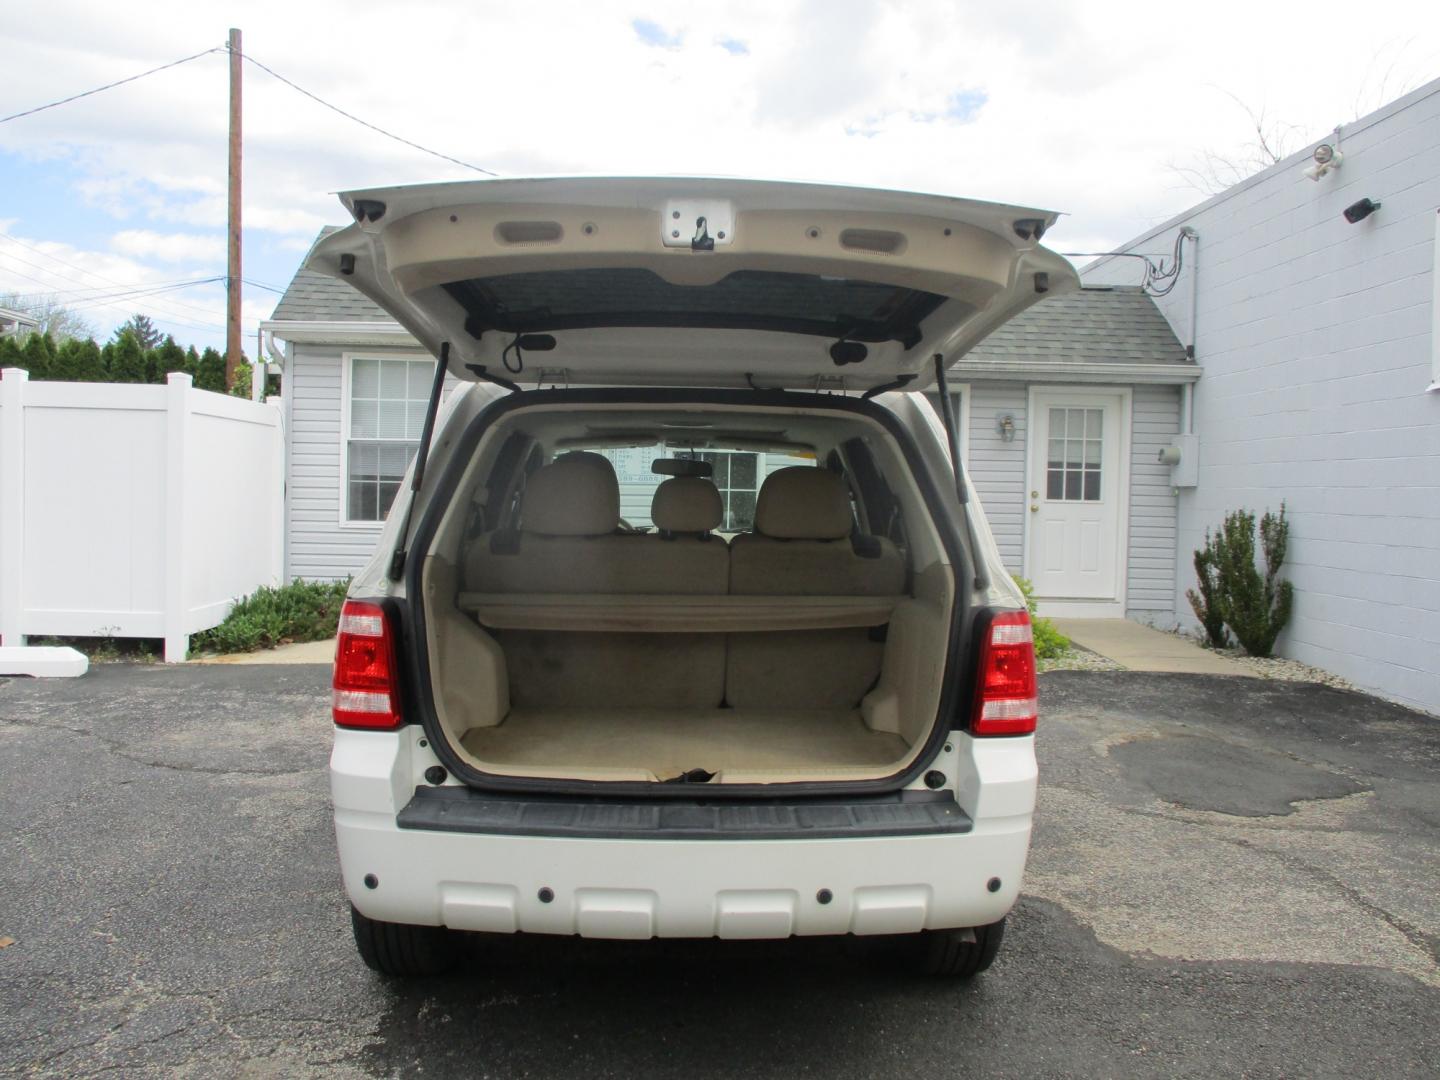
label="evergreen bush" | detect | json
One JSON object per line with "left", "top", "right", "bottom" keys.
{"left": 195, "top": 347, "right": 226, "bottom": 392}
{"left": 108, "top": 329, "right": 147, "bottom": 382}
{"left": 1204, "top": 504, "right": 1294, "bottom": 657}
{"left": 21, "top": 332, "right": 55, "bottom": 378}
{"left": 1186, "top": 532, "right": 1230, "bottom": 647}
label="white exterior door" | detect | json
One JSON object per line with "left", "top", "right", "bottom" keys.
{"left": 1026, "top": 390, "right": 1127, "bottom": 604}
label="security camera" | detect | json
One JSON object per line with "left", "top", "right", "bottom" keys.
{"left": 1343, "top": 197, "right": 1380, "bottom": 224}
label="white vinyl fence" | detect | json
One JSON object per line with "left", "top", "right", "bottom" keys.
{"left": 0, "top": 368, "right": 284, "bottom": 662}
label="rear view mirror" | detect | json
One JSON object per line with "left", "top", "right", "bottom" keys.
{"left": 652, "top": 458, "right": 714, "bottom": 478}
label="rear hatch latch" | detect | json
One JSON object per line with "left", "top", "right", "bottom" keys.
{"left": 662, "top": 768, "right": 717, "bottom": 784}
{"left": 661, "top": 199, "right": 734, "bottom": 249}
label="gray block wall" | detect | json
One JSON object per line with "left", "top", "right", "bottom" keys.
{"left": 1083, "top": 79, "right": 1440, "bottom": 713}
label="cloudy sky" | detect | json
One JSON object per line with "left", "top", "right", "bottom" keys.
{"left": 3, "top": 0, "right": 1438, "bottom": 351}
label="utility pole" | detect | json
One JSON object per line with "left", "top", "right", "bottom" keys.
{"left": 225, "top": 27, "right": 242, "bottom": 387}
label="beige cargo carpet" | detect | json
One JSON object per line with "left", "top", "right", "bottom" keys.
{"left": 461, "top": 708, "right": 908, "bottom": 779}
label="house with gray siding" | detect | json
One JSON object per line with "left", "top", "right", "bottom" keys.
{"left": 262, "top": 255, "right": 1195, "bottom": 625}
{"left": 1082, "top": 77, "right": 1440, "bottom": 715}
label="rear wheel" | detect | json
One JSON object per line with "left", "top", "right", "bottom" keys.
{"left": 350, "top": 905, "right": 458, "bottom": 976}
{"left": 913, "top": 917, "right": 1006, "bottom": 977}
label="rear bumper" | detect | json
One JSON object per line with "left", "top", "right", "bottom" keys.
{"left": 332, "top": 727, "right": 1036, "bottom": 940}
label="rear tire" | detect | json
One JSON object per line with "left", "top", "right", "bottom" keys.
{"left": 913, "top": 917, "right": 1006, "bottom": 977}
{"left": 350, "top": 905, "right": 457, "bottom": 976}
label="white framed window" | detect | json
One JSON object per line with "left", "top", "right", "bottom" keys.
{"left": 1045, "top": 406, "right": 1104, "bottom": 502}
{"left": 340, "top": 353, "right": 435, "bottom": 525}
{"left": 924, "top": 385, "right": 970, "bottom": 466}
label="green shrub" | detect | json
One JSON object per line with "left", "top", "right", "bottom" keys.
{"left": 108, "top": 329, "right": 147, "bottom": 382}
{"left": 191, "top": 579, "right": 351, "bottom": 654}
{"left": 1208, "top": 504, "right": 1294, "bottom": 658}
{"left": 194, "top": 346, "right": 226, "bottom": 392}
{"left": 1015, "top": 576, "right": 1070, "bottom": 660}
{"left": 1186, "top": 533, "right": 1230, "bottom": 648}
{"left": 229, "top": 359, "right": 254, "bottom": 398}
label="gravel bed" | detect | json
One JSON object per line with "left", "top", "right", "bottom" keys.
{"left": 1166, "top": 630, "right": 1360, "bottom": 691}
{"left": 1215, "top": 650, "right": 1359, "bottom": 690}
{"left": 1038, "top": 647, "right": 1123, "bottom": 673}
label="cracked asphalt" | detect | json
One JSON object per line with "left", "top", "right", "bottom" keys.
{"left": 2, "top": 664, "right": 1438, "bottom": 1077}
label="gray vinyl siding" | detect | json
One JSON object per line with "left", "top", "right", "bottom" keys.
{"left": 1126, "top": 385, "right": 1181, "bottom": 622}
{"left": 284, "top": 344, "right": 457, "bottom": 583}
{"left": 962, "top": 380, "right": 1180, "bottom": 620}
{"left": 964, "top": 383, "right": 1028, "bottom": 573}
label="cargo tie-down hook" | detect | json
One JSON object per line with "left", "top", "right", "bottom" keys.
{"left": 691, "top": 215, "right": 714, "bottom": 251}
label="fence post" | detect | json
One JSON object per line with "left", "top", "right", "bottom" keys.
{"left": 163, "top": 373, "right": 193, "bottom": 662}
{"left": 0, "top": 368, "right": 28, "bottom": 647}
{"left": 267, "top": 399, "right": 285, "bottom": 585}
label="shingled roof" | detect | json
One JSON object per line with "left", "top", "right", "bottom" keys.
{"left": 961, "top": 286, "right": 1189, "bottom": 367}
{"left": 268, "top": 227, "right": 394, "bottom": 323}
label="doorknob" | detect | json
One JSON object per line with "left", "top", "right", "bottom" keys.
{"left": 1030, "top": 504, "right": 1038, "bottom": 512}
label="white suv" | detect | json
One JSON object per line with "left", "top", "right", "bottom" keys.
{"left": 319, "top": 177, "right": 1074, "bottom": 977}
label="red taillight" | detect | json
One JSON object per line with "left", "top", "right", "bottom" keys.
{"left": 332, "top": 600, "right": 402, "bottom": 730}
{"left": 972, "top": 609, "right": 1038, "bottom": 736}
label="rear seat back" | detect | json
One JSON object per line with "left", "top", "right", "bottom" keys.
{"left": 729, "top": 468, "right": 905, "bottom": 596}
{"left": 465, "top": 456, "right": 727, "bottom": 711}
{"left": 637, "top": 476, "right": 729, "bottom": 592}
{"left": 465, "top": 456, "right": 638, "bottom": 593}
{"left": 727, "top": 467, "right": 905, "bottom": 709}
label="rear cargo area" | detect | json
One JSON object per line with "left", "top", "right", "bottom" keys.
{"left": 462, "top": 708, "right": 907, "bottom": 778}
{"left": 416, "top": 398, "right": 960, "bottom": 786}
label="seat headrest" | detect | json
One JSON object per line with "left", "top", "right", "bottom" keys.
{"left": 520, "top": 458, "right": 620, "bottom": 536}
{"left": 652, "top": 477, "right": 723, "bottom": 534}
{"left": 555, "top": 450, "right": 617, "bottom": 475}
{"left": 753, "top": 467, "right": 853, "bottom": 540}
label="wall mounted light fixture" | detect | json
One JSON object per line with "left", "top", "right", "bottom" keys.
{"left": 996, "top": 413, "right": 1016, "bottom": 442}
{"left": 1304, "top": 142, "right": 1344, "bottom": 181}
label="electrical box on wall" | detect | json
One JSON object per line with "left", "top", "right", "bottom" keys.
{"left": 1161, "top": 434, "right": 1199, "bottom": 488}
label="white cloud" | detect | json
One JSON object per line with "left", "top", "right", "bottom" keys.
{"left": 0, "top": 230, "right": 228, "bottom": 342}
{"left": 111, "top": 229, "right": 224, "bottom": 263}
{"left": 0, "top": 0, "right": 1437, "bottom": 355}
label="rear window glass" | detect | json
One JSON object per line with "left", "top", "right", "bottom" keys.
{"left": 444, "top": 269, "right": 946, "bottom": 346}
{"left": 575, "top": 443, "right": 816, "bottom": 534}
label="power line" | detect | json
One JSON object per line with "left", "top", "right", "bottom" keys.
{"left": 0, "top": 256, "right": 227, "bottom": 333}
{"left": 0, "top": 270, "right": 226, "bottom": 334}
{"left": 2, "top": 276, "right": 221, "bottom": 306}
{"left": 0, "top": 46, "right": 224, "bottom": 125}
{"left": 242, "top": 278, "right": 286, "bottom": 294}
{"left": 0, "top": 232, "right": 230, "bottom": 324}
{"left": 16, "top": 277, "right": 225, "bottom": 308}
{"left": 238, "top": 50, "right": 500, "bottom": 176}
{"left": 2, "top": 274, "right": 218, "bottom": 302}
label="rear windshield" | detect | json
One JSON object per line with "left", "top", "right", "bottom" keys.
{"left": 573, "top": 443, "right": 817, "bottom": 534}
{"left": 443, "top": 269, "right": 946, "bottom": 346}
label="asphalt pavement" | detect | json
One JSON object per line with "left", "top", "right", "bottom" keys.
{"left": 1, "top": 664, "right": 1437, "bottom": 1078}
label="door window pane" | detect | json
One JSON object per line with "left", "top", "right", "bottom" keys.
{"left": 347, "top": 355, "right": 435, "bottom": 522}
{"left": 1044, "top": 404, "right": 1104, "bottom": 503}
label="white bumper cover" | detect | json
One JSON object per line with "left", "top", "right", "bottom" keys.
{"left": 332, "top": 727, "right": 1036, "bottom": 940}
